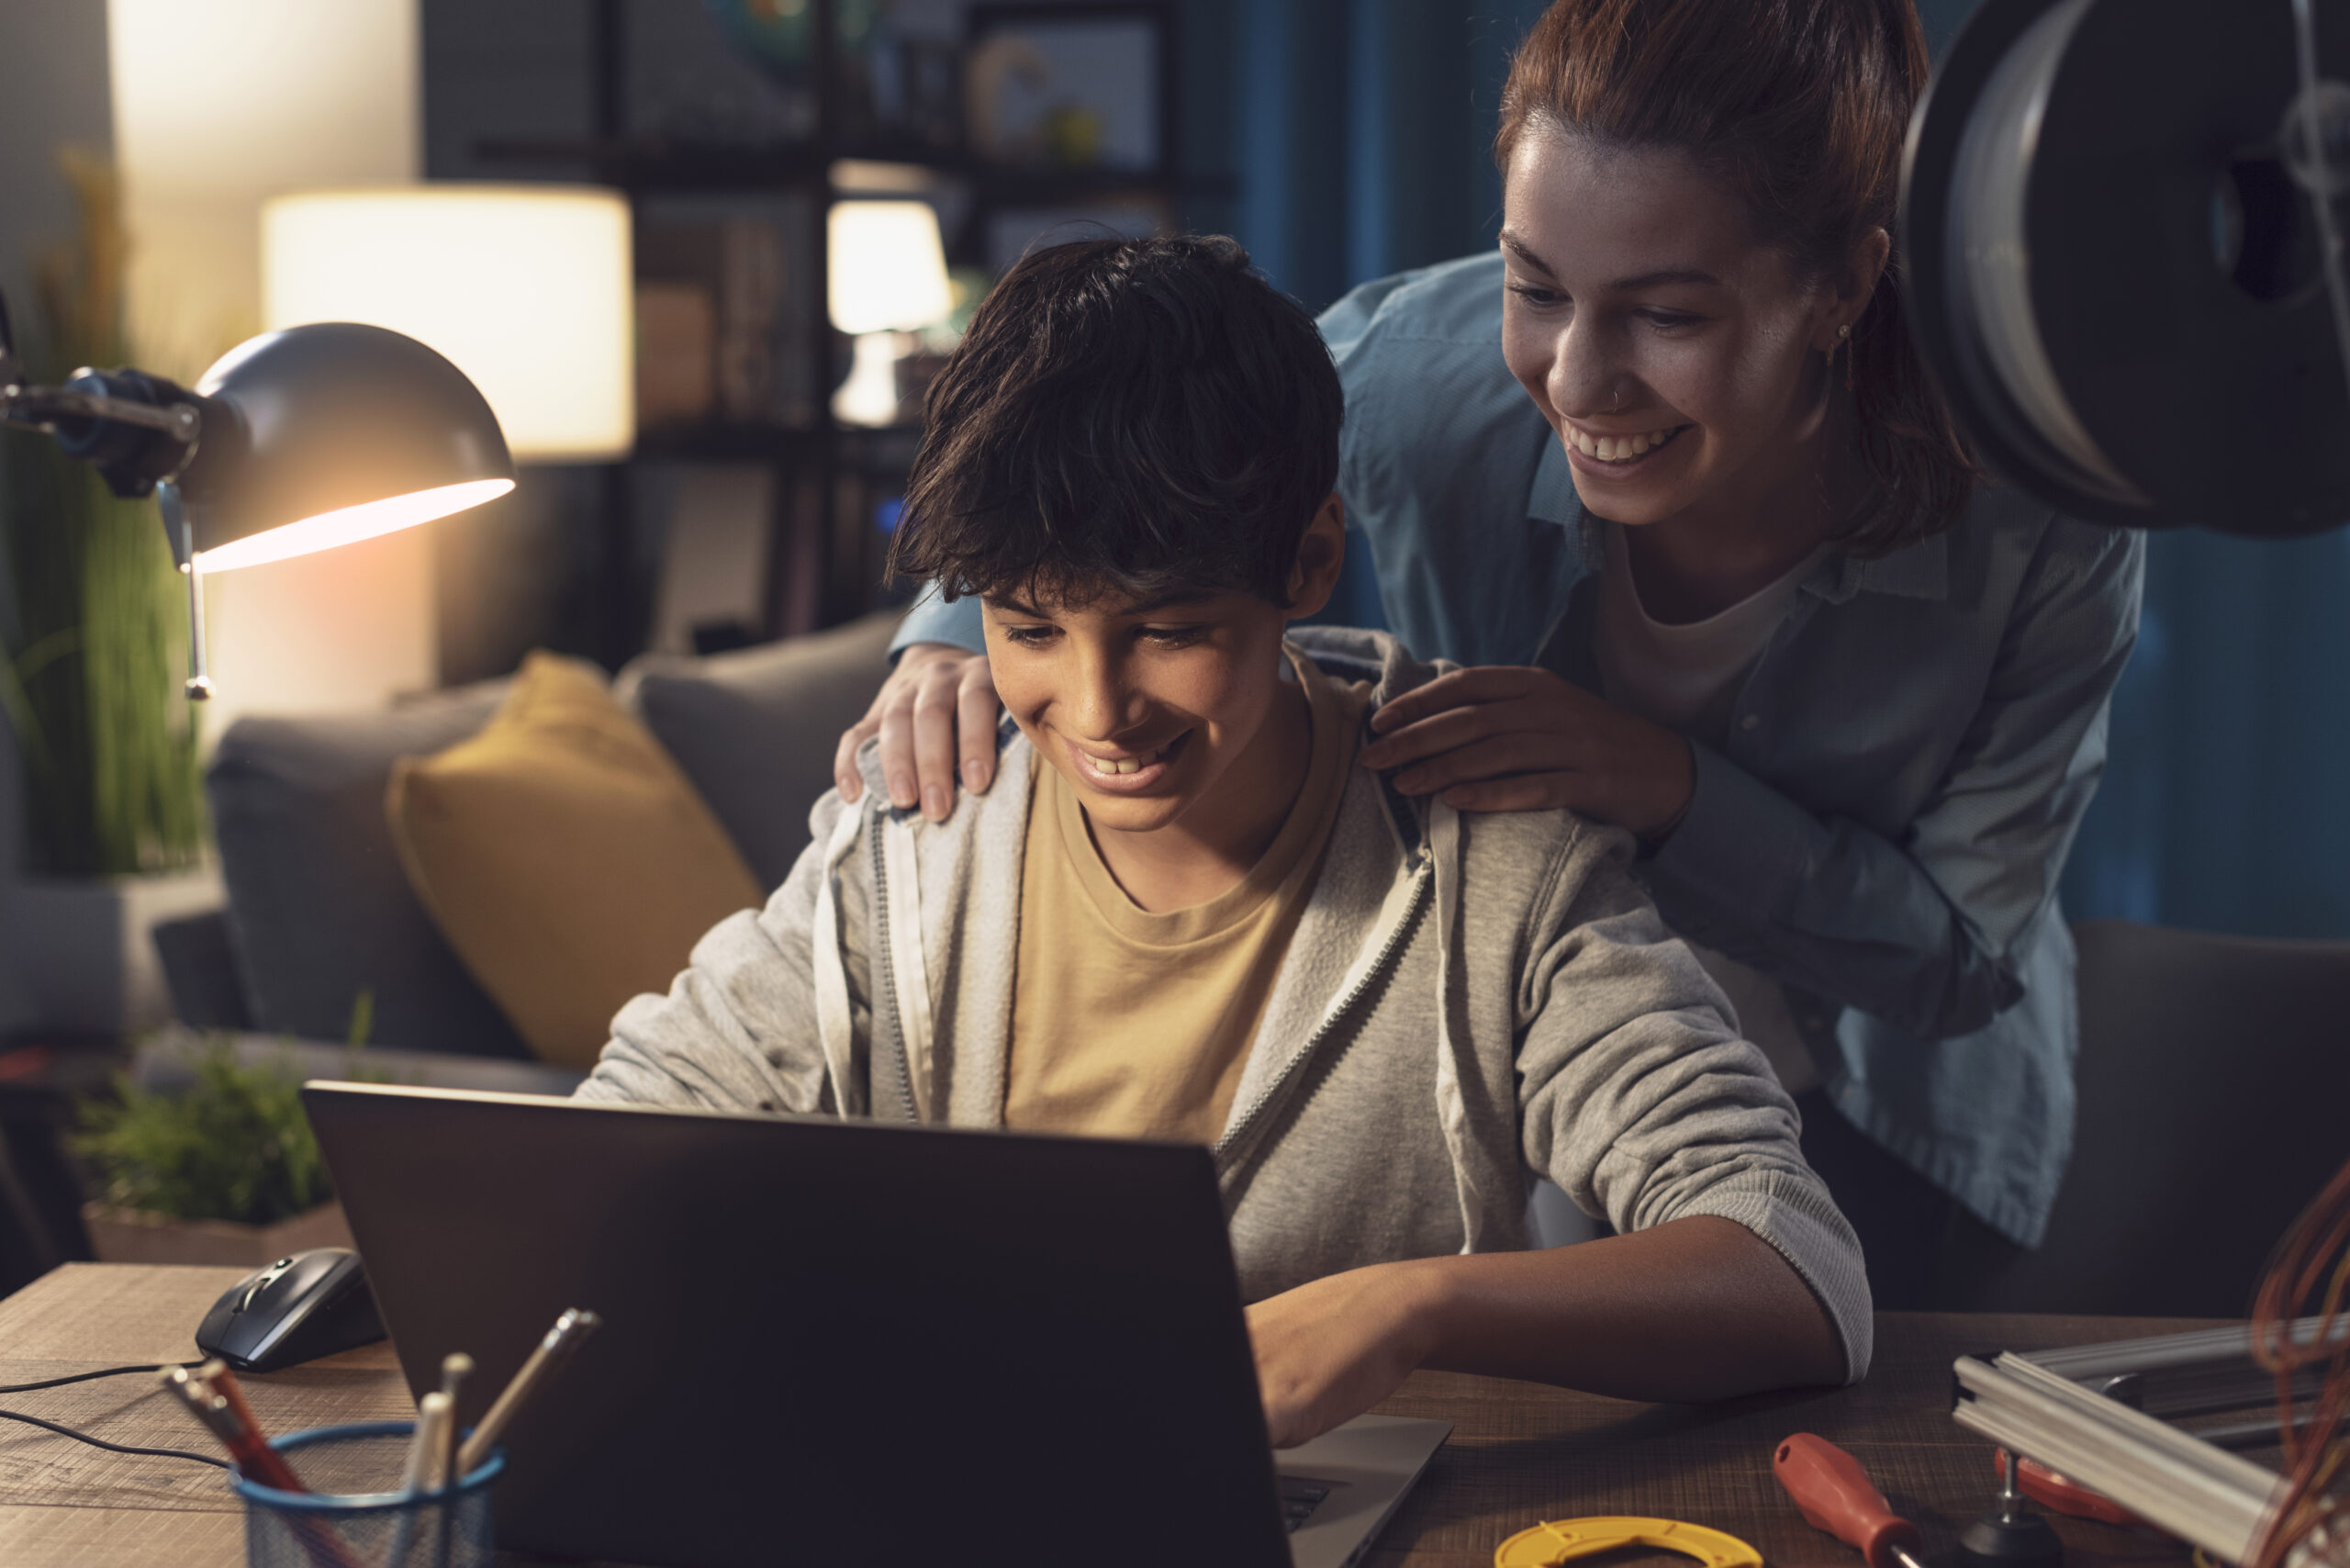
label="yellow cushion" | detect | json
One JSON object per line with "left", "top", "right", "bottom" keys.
{"left": 386, "top": 651, "right": 762, "bottom": 1070}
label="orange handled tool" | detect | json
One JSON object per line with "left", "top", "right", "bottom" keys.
{"left": 1775, "top": 1432, "right": 1930, "bottom": 1568}
{"left": 1996, "top": 1450, "right": 2143, "bottom": 1529}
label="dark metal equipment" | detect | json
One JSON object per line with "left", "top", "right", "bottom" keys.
{"left": 1903, "top": 0, "right": 2350, "bottom": 535}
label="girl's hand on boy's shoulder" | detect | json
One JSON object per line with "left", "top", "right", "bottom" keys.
{"left": 1246, "top": 1260, "right": 1447, "bottom": 1449}
{"left": 834, "top": 644, "right": 1002, "bottom": 821}
{"left": 1358, "top": 665, "right": 1694, "bottom": 836}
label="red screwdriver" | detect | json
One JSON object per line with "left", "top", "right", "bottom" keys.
{"left": 1775, "top": 1432, "right": 1931, "bottom": 1568}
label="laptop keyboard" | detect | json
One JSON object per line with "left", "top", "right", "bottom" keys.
{"left": 1281, "top": 1477, "right": 1335, "bottom": 1532}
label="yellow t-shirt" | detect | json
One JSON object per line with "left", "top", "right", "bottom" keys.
{"left": 1004, "top": 653, "right": 1366, "bottom": 1144}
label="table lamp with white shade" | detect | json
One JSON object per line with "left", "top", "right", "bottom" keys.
{"left": 262, "top": 185, "right": 635, "bottom": 464}
{"left": 828, "top": 199, "right": 955, "bottom": 428}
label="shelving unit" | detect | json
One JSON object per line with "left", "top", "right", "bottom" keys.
{"left": 472, "top": 0, "right": 1227, "bottom": 661}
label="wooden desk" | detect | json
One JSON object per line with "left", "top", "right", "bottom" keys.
{"left": 0, "top": 1263, "right": 2209, "bottom": 1568}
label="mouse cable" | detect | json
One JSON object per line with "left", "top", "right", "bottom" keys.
{"left": 0, "top": 1361, "right": 193, "bottom": 1395}
{"left": 0, "top": 1406, "right": 229, "bottom": 1467}
{"left": 0, "top": 1361, "right": 230, "bottom": 1469}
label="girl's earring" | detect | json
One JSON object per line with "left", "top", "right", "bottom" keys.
{"left": 1838, "top": 323, "right": 1855, "bottom": 393}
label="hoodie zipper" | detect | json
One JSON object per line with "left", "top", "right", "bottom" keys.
{"left": 1211, "top": 846, "right": 1434, "bottom": 1168}
{"left": 867, "top": 810, "right": 923, "bottom": 1123}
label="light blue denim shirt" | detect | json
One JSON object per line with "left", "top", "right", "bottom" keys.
{"left": 891, "top": 251, "right": 2145, "bottom": 1247}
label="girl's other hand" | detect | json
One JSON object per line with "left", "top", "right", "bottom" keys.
{"left": 1358, "top": 666, "right": 1695, "bottom": 837}
{"left": 834, "top": 644, "right": 1002, "bottom": 821}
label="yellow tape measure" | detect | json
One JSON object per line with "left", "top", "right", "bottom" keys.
{"left": 1495, "top": 1515, "right": 1766, "bottom": 1568}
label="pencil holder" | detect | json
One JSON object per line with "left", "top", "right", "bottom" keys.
{"left": 231, "top": 1420, "right": 505, "bottom": 1568}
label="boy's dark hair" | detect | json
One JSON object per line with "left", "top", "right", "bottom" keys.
{"left": 886, "top": 234, "right": 1341, "bottom": 609}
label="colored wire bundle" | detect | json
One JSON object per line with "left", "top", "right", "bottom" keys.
{"left": 2248, "top": 1155, "right": 2350, "bottom": 1568}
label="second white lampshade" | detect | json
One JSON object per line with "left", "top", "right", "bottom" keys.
{"left": 263, "top": 185, "right": 635, "bottom": 462}
{"left": 828, "top": 201, "right": 954, "bottom": 336}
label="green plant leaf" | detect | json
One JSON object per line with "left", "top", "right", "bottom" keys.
{"left": 73, "top": 1034, "right": 387, "bottom": 1226}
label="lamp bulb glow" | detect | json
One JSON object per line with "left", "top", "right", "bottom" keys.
{"left": 190, "top": 477, "right": 514, "bottom": 574}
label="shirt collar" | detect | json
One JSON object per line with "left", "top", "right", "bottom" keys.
{"left": 1527, "top": 431, "right": 1951, "bottom": 605}
{"left": 1528, "top": 434, "right": 1579, "bottom": 526}
{"left": 1815, "top": 530, "right": 1950, "bottom": 603}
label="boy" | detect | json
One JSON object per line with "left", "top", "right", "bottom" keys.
{"left": 579, "top": 235, "right": 1867, "bottom": 1446}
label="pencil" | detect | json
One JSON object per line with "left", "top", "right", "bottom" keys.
{"left": 454, "top": 1307, "right": 600, "bottom": 1478}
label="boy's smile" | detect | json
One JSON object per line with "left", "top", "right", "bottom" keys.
{"left": 1068, "top": 728, "right": 1191, "bottom": 790}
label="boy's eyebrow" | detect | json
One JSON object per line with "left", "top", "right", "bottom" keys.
{"left": 987, "top": 590, "right": 1214, "bottom": 618}
{"left": 1119, "top": 590, "right": 1216, "bottom": 616}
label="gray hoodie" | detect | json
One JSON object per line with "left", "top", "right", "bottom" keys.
{"left": 580, "top": 627, "right": 1874, "bottom": 1381}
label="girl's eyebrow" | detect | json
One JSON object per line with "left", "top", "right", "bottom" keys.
{"left": 1609, "top": 268, "right": 1723, "bottom": 290}
{"left": 1500, "top": 230, "right": 1556, "bottom": 275}
{"left": 1502, "top": 233, "right": 1722, "bottom": 294}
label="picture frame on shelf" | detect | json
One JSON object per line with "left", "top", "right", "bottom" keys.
{"left": 964, "top": 4, "right": 1170, "bottom": 176}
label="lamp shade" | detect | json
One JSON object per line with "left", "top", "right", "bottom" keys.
{"left": 828, "top": 201, "right": 954, "bottom": 334}
{"left": 178, "top": 322, "right": 516, "bottom": 573}
{"left": 263, "top": 185, "right": 634, "bottom": 462}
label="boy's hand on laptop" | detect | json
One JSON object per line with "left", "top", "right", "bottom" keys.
{"left": 834, "top": 643, "right": 1003, "bottom": 822}
{"left": 1358, "top": 666, "right": 1695, "bottom": 838}
{"left": 1246, "top": 1260, "right": 1444, "bottom": 1448}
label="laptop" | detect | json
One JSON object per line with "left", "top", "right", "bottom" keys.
{"left": 303, "top": 1082, "right": 1448, "bottom": 1568}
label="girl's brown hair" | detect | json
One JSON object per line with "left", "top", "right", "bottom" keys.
{"left": 1497, "top": 0, "right": 1975, "bottom": 553}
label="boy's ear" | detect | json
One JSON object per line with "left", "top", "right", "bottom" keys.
{"left": 1283, "top": 494, "right": 1348, "bottom": 622}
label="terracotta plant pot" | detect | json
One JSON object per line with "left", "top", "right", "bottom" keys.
{"left": 80, "top": 1200, "right": 353, "bottom": 1267}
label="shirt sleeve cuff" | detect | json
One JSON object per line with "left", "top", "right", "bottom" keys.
{"left": 1650, "top": 740, "right": 1816, "bottom": 916}
{"left": 888, "top": 582, "right": 987, "bottom": 661}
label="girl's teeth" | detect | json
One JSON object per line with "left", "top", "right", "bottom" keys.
{"left": 1572, "top": 425, "right": 1678, "bottom": 462}
{"left": 1084, "top": 748, "right": 1160, "bottom": 776}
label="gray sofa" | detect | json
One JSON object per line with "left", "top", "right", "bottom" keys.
{"left": 158, "top": 611, "right": 899, "bottom": 1071}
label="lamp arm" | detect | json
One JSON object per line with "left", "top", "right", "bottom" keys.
{"left": 0, "top": 372, "right": 211, "bottom": 501}
{"left": 0, "top": 288, "right": 211, "bottom": 498}
{"left": 1, "top": 385, "right": 203, "bottom": 442}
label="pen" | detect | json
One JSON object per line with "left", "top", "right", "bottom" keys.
{"left": 161, "top": 1365, "right": 308, "bottom": 1495}
{"left": 454, "top": 1307, "right": 600, "bottom": 1478}
{"left": 425, "top": 1386, "right": 459, "bottom": 1568}
{"left": 386, "top": 1392, "right": 453, "bottom": 1568}
{"left": 190, "top": 1361, "right": 296, "bottom": 1486}
{"left": 160, "top": 1368, "right": 364, "bottom": 1568}
{"left": 437, "top": 1352, "right": 474, "bottom": 1415}
{"left": 399, "top": 1392, "right": 451, "bottom": 1495}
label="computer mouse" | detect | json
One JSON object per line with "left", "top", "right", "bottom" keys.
{"left": 194, "top": 1247, "right": 387, "bottom": 1372}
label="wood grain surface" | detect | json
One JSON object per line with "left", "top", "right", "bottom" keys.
{"left": 0, "top": 1264, "right": 408, "bottom": 1568}
{"left": 1362, "top": 1312, "right": 2213, "bottom": 1568}
{"left": 0, "top": 1263, "right": 2220, "bottom": 1568}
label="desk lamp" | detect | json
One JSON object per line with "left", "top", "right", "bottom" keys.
{"left": 0, "top": 293, "right": 516, "bottom": 699}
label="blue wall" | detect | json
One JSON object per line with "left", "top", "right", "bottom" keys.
{"left": 2061, "top": 530, "right": 2350, "bottom": 937}
{"left": 1229, "top": 1, "right": 1552, "bottom": 628}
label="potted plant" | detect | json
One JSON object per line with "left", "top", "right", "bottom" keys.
{"left": 1, "top": 151, "right": 213, "bottom": 1036}
{"left": 72, "top": 1029, "right": 372, "bottom": 1266}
